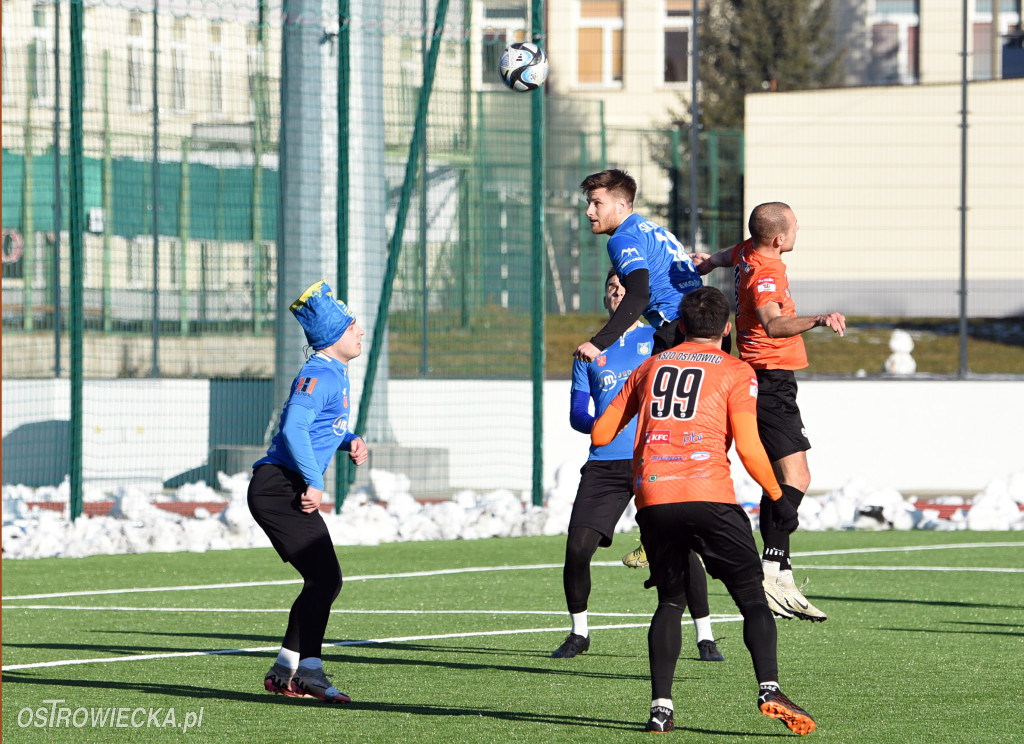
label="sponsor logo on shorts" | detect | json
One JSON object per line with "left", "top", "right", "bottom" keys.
{"left": 801, "top": 427, "right": 808, "bottom": 438}
{"left": 690, "top": 452, "right": 711, "bottom": 461}
{"left": 645, "top": 430, "right": 671, "bottom": 445}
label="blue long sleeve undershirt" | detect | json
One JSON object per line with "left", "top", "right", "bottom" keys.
{"left": 569, "top": 388, "right": 594, "bottom": 434}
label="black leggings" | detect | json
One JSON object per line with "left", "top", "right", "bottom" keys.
{"left": 281, "top": 533, "right": 343, "bottom": 659}
{"left": 563, "top": 526, "right": 710, "bottom": 618}
{"left": 248, "top": 465, "right": 344, "bottom": 659}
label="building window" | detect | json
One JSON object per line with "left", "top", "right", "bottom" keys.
{"left": 664, "top": 0, "right": 692, "bottom": 84}
{"left": 209, "top": 22, "right": 224, "bottom": 115}
{"left": 972, "top": 2, "right": 1022, "bottom": 80}
{"left": 30, "top": 2, "right": 52, "bottom": 104}
{"left": 172, "top": 19, "right": 187, "bottom": 112}
{"left": 128, "top": 12, "right": 146, "bottom": 108}
{"left": 577, "top": 0, "right": 623, "bottom": 86}
{"left": 247, "top": 24, "right": 265, "bottom": 115}
{"left": 128, "top": 237, "right": 149, "bottom": 289}
{"left": 480, "top": 1, "right": 527, "bottom": 86}
{"left": 869, "top": 2, "right": 919, "bottom": 85}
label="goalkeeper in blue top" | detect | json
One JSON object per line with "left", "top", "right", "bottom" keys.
{"left": 249, "top": 280, "right": 368, "bottom": 704}
{"left": 552, "top": 270, "right": 723, "bottom": 662}
{"left": 574, "top": 168, "right": 710, "bottom": 364}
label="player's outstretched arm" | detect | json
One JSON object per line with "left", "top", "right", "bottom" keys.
{"left": 694, "top": 247, "right": 733, "bottom": 276}
{"left": 756, "top": 303, "right": 846, "bottom": 339}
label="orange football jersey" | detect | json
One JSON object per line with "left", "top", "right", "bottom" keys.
{"left": 730, "top": 239, "right": 808, "bottom": 370}
{"left": 608, "top": 342, "right": 760, "bottom": 508}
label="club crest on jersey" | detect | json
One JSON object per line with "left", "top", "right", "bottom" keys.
{"left": 757, "top": 277, "right": 776, "bottom": 293}
{"left": 637, "top": 342, "right": 651, "bottom": 355}
{"left": 332, "top": 416, "right": 349, "bottom": 437}
{"left": 596, "top": 355, "right": 607, "bottom": 367}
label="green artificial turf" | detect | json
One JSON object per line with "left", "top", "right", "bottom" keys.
{"left": 3, "top": 531, "right": 1022, "bottom": 743}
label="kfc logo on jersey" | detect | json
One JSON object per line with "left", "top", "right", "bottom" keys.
{"left": 757, "top": 277, "right": 776, "bottom": 294}
{"left": 644, "top": 430, "right": 671, "bottom": 445}
{"left": 596, "top": 355, "right": 607, "bottom": 367}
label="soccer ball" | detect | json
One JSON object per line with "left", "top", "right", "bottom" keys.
{"left": 499, "top": 41, "right": 549, "bottom": 92}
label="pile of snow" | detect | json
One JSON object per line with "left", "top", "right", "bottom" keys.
{"left": 3, "top": 464, "right": 1023, "bottom": 560}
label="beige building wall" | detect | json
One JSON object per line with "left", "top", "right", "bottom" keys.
{"left": 546, "top": 1, "right": 690, "bottom": 130}
{"left": 743, "top": 79, "right": 1024, "bottom": 316}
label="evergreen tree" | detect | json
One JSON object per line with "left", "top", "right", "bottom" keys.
{"left": 693, "top": 0, "right": 845, "bottom": 130}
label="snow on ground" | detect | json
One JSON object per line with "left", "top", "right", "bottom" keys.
{"left": 3, "top": 463, "right": 1024, "bottom": 560}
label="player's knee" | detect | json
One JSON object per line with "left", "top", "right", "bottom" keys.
{"left": 656, "top": 600, "right": 687, "bottom": 619}
{"left": 730, "top": 580, "right": 768, "bottom": 615}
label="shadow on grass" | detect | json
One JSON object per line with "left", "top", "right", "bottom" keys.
{"left": 800, "top": 594, "right": 1024, "bottom": 611}
{"left": 0, "top": 672, "right": 786, "bottom": 735}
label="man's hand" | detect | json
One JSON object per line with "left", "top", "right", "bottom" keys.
{"left": 300, "top": 486, "right": 324, "bottom": 514}
{"left": 348, "top": 436, "right": 369, "bottom": 466}
{"left": 690, "top": 252, "right": 713, "bottom": 274}
{"left": 815, "top": 312, "right": 846, "bottom": 337}
{"left": 574, "top": 341, "right": 602, "bottom": 363}
{"left": 771, "top": 495, "right": 799, "bottom": 534}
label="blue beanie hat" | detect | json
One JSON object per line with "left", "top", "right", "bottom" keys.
{"left": 290, "top": 280, "right": 356, "bottom": 350}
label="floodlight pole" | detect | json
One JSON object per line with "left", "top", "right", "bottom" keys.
{"left": 958, "top": 0, "right": 968, "bottom": 377}
{"left": 688, "top": 0, "right": 699, "bottom": 251}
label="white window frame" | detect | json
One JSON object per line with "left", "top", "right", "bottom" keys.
{"left": 209, "top": 22, "right": 224, "bottom": 116}
{"left": 127, "top": 12, "right": 146, "bottom": 110}
{"left": 662, "top": 1, "right": 693, "bottom": 87}
{"left": 477, "top": 0, "right": 528, "bottom": 88}
{"left": 127, "top": 236, "right": 151, "bottom": 289}
{"left": 30, "top": 2, "right": 53, "bottom": 105}
{"left": 172, "top": 20, "right": 188, "bottom": 113}
{"left": 868, "top": 3, "right": 919, "bottom": 86}
{"left": 576, "top": 2, "right": 624, "bottom": 89}
{"left": 247, "top": 25, "right": 263, "bottom": 116}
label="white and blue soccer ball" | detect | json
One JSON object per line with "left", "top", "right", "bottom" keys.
{"left": 499, "top": 41, "right": 549, "bottom": 92}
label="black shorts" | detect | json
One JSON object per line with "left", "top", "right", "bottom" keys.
{"left": 567, "top": 459, "right": 634, "bottom": 547}
{"left": 755, "top": 369, "right": 811, "bottom": 461}
{"left": 248, "top": 463, "right": 332, "bottom": 563}
{"left": 635, "top": 501, "right": 762, "bottom": 601}
{"left": 653, "top": 319, "right": 732, "bottom": 355}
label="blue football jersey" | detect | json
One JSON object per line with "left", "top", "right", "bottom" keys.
{"left": 255, "top": 353, "right": 356, "bottom": 488}
{"left": 571, "top": 324, "right": 656, "bottom": 461}
{"left": 607, "top": 213, "right": 703, "bottom": 327}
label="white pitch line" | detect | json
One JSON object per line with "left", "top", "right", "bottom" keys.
{"left": 798, "top": 564, "right": 1024, "bottom": 573}
{"left": 0, "top": 606, "right": 663, "bottom": 617}
{"left": 792, "top": 542, "right": 1024, "bottom": 557}
{"left": 3, "top": 542, "right": 1021, "bottom": 601}
{"left": 1, "top": 619, "right": 746, "bottom": 672}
